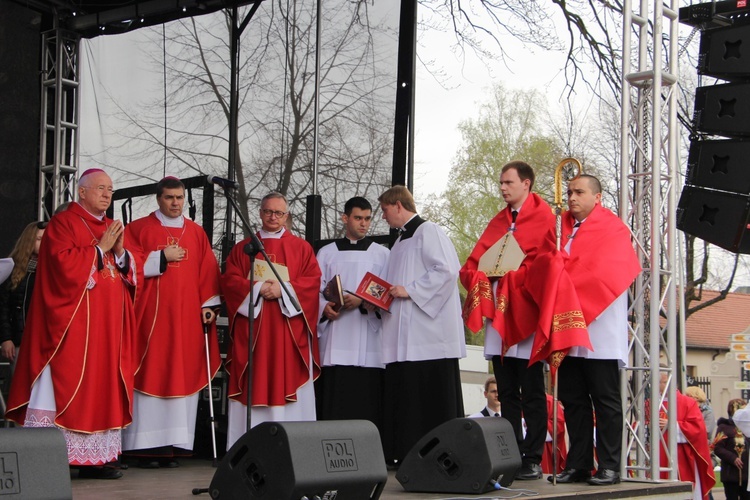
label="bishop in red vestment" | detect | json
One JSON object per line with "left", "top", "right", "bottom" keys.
{"left": 6, "top": 169, "right": 136, "bottom": 478}
{"left": 122, "top": 177, "right": 221, "bottom": 463}
{"left": 220, "top": 192, "right": 321, "bottom": 449}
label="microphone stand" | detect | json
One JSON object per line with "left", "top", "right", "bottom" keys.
{"left": 218, "top": 187, "right": 300, "bottom": 434}
{"left": 193, "top": 186, "right": 301, "bottom": 497}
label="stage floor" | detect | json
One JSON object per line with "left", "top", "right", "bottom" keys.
{"left": 68, "top": 457, "right": 702, "bottom": 500}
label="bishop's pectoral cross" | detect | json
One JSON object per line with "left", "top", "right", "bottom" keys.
{"left": 101, "top": 253, "right": 117, "bottom": 281}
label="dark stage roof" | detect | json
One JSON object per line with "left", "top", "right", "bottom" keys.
{"left": 8, "top": 0, "right": 260, "bottom": 38}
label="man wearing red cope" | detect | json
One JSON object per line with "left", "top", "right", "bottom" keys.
{"left": 122, "top": 177, "right": 221, "bottom": 467}
{"left": 459, "top": 161, "right": 556, "bottom": 480}
{"left": 6, "top": 168, "right": 137, "bottom": 479}
{"left": 221, "top": 192, "right": 321, "bottom": 449}
{"left": 658, "top": 371, "right": 716, "bottom": 499}
{"left": 536, "top": 174, "right": 641, "bottom": 486}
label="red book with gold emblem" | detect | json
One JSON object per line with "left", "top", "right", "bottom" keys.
{"left": 350, "top": 271, "right": 394, "bottom": 311}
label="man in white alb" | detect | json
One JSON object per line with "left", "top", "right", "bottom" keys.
{"left": 315, "top": 196, "right": 389, "bottom": 433}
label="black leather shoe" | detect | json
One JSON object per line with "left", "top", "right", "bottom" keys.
{"left": 587, "top": 468, "right": 620, "bottom": 485}
{"left": 514, "top": 462, "right": 542, "bottom": 480}
{"left": 77, "top": 466, "right": 123, "bottom": 479}
{"left": 547, "top": 468, "right": 592, "bottom": 483}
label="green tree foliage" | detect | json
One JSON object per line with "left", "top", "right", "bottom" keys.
{"left": 424, "top": 83, "right": 563, "bottom": 264}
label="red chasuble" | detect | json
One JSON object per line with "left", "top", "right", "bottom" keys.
{"left": 6, "top": 202, "right": 136, "bottom": 432}
{"left": 124, "top": 213, "right": 221, "bottom": 397}
{"left": 459, "top": 193, "right": 556, "bottom": 347}
{"left": 659, "top": 392, "right": 716, "bottom": 498}
{"left": 527, "top": 204, "right": 640, "bottom": 370}
{"left": 220, "top": 231, "right": 321, "bottom": 407}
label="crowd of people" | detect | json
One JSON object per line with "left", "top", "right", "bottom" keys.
{"left": 0, "top": 164, "right": 730, "bottom": 499}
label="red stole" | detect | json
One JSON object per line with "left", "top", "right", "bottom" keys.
{"left": 659, "top": 392, "right": 716, "bottom": 498}
{"left": 221, "top": 231, "right": 321, "bottom": 406}
{"left": 459, "top": 193, "right": 555, "bottom": 348}
{"left": 527, "top": 204, "right": 640, "bottom": 371}
{"left": 124, "top": 213, "right": 221, "bottom": 397}
{"left": 6, "top": 202, "right": 136, "bottom": 432}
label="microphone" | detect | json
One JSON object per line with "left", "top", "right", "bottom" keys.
{"left": 207, "top": 175, "right": 239, "bottom": 190}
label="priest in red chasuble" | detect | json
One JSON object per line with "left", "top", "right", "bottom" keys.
{"left": 121, "top": 176, "right": 221, "bottom": 467}
{"left": 459, "top": 161, "right": 556, "bottom": 481}
{"left": 220, "top": 192, "right": 321, "bottom": 450}
{"left": 534, "top": 174, "right": 640, "bottom": 486}
{"left": 6, "top": 168, "right": 137, "bottom": 479}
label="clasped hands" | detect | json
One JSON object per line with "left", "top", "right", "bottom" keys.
{"left": 259, "top": 280, "right": 282, "bottom": 301}
{"left": 99, "top": 220, "right": 125, "bottom": 257}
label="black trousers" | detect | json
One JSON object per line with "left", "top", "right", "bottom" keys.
{"left": 382, "top": 358, "right": 464, "bottom": 463}
{"left": 724, "top": 481, "right": 750, "bottom": 500}
{"left": 314, "top": 365, "right": 384, "bottom": 436}
{"left": 492, "top": 355, "right": 546, "bottom": 465}
{"left": 557, "top": 356, "right": 622, "bottom": 471}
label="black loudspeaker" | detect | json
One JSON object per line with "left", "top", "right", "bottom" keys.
{"left": 687, "top": 139, "right": 750, "bottom": 194}
{"left": 677, "top": 185, "right": 750, "bottom": 253}
{"left": 698, "top": 24, "right": 750, "bottom": 79}
{"left": 0, "top": 428, "right": 72, "bottom": 499}
{"left": 693, "top": 82, "right": 750, "bottom": 138}
{"left": 0, "top": 3, "right": 42, "bottom": 257}
{"left": 209, "top": 420, "right": 386, "bottom": 499}
{"left": 396, "top": 417, "right": 521, "bottom": 494}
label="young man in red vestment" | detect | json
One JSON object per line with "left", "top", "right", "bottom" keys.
{"left": 6, "top": 168, "right": 137, "bottom": 479}
{"left": 538, "top": 174, "right": 641, "bottom": 486}
{"left": 658, "top": 371, "right": 716, "bottom": 499}
{"left": 459, "top": 161, "right": 556, "bottom": 480}
{"left": 220, "top": 192, "right": 321, "bottom": 449}
{"left": 122, "top": 176, "right": 221, "bottom": 467}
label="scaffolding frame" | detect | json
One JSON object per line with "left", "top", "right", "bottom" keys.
{"left": 621, "top": 0, "right": 681, "bottom": 482}
{"left": 38, "top": 28, "right": 80, "bottom": 220}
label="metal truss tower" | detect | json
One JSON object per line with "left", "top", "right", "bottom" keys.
{"left": 621, "top": 0, "right": 681, "bottom": 482}
{"left": 39, "top": 28, "right": 80, "bottom": 219}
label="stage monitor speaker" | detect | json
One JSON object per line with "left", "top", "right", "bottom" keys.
{"left": 698, "top": 24, "right": 750, "bottom": 79}
{"left": 687, "top": 138, "right": 750, "bottom": 194}
{"left": 208, "top": 420, "right": 386, "bottom": 499}
{"left": 693, "top": 82, "right": 750, "bottom": 138}
{"left": 0, "top": 428, "right": 72, "bottom": 499}
{"left": 395, "top": 417, "right": 521, "bottom": 494}
{"left": 677, "top": 185, "right": 750, "bottom": 254}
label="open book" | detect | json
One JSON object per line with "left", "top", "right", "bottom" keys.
{"left": 348, "top": 271, "right": 394, "bottom": 311}
{"left": 322, "top": 274, "right": 344, "bottom": 312}
{"left": 477, "top": 232, "right": 527, "bottom": 277}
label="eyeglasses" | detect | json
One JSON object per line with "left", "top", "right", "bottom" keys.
{"left": 82, "top": 185, "right": 115, "bottom": 194}
{"left": 261, "top": 209, "right": 288, "bottom": 218}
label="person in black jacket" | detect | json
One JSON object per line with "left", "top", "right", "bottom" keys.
{"left": 0, "top": 221, "right": 46, "bottom": 379}
{"left": 714, "top": 398, "right": 750, "bottom": 500}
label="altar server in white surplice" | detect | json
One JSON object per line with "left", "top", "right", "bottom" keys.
{"left": 377, "top": 185, "right": 466, "bottom": 465}
{"left": 315, "top": 196, "right": 389, "bottom": 434}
